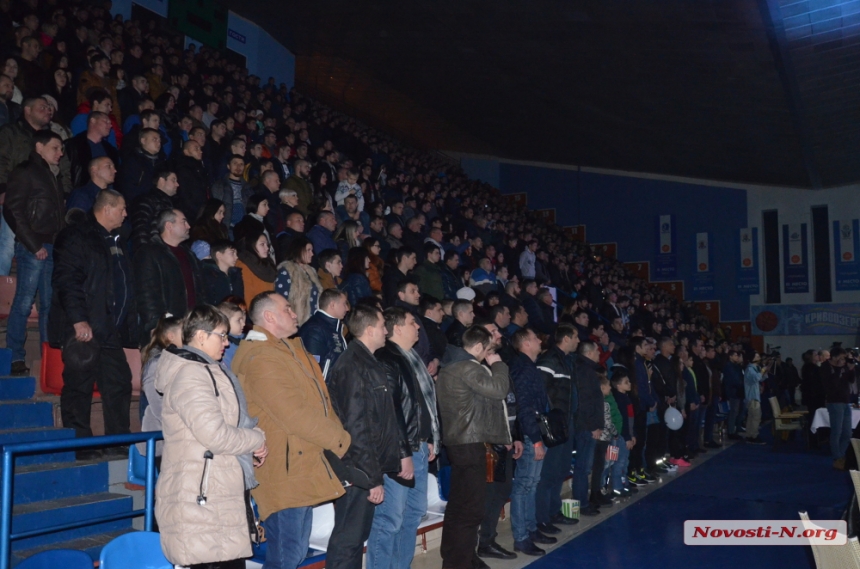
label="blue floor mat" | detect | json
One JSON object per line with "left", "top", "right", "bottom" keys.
{"left": 527, "top": 440, "right": 853, "bottom": 569}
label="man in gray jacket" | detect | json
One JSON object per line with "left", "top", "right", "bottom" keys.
{"left": 437, "top": 326, "right": 511, "bottom": 569}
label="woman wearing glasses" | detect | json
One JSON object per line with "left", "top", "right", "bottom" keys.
{"left": 155, "top": 305, "right": 268, "bottom": 569}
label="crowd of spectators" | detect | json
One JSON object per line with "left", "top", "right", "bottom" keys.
{"left": 0, "top": 1, "right": 824, "bottom": 568}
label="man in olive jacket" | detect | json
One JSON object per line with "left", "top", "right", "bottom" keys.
{"left": 233, "top": 291, "right": 351, "bottom": 569}
{"left": 437, "top": 326, "right": 511, "bottom": 569}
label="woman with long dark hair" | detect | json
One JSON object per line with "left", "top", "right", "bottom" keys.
{"left": 236, "top": 231, "right": 277, "bottom": 304}
{"left": 362, "top": 237, "right": 384, "bottom": 294}
{"left": 191, "top": 199, "right": 230, "bottom": 243}
{"left": 232, "top": 194, "right": 275, "bottom": 260}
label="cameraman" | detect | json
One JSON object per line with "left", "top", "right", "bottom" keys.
{"left": 821, "top": 347, "right": 858, "bottom": 470}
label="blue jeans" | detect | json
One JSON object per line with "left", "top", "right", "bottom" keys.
{"left": 366, "top": 442, "right": 429, "bottom": 569}
{"left": 0, "top": 210, "right": 14, "bottom": 275}
{"left": 263, "top": 506, "right": 313, "bottom": 569}
{"left": 572, "top": 430, "right": 596, "bottom": 508}
{"left": 611, "top": 438, "right": 631, "bottom": 491}
{"left": 7, "top": 243, "right": 52, "bottom": 362}
{"left": 510, "top": 436, "right": 543, "bottom": 543}
{"left": 827, "top": 403, "right": 853, "bottom": 461}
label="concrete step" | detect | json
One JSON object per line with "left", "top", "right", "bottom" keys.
{"left": 10, "top": 460, "right": 109, "bottom": 505}
{"left": 0, "top": 427, "right": 76, "bottom": 466}
{"left": 0, "top": 376, "right": 35, "bottom": 400}
{"left": 0, "top": 400, "right": 54, "bottom": 430}
{"left": 11, "top": 492, "right": 133, "bottom": 550}
{"left": 10, "top": 527, "right": 136, "bottom": 567}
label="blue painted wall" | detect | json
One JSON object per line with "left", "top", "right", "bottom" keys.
{"left": 462, "top": 160, "right": 750, "bottom": 321}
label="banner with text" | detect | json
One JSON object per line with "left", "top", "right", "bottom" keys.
{"left": 691, "top": 232, "right": 714, "bottom": 299}
{"left": 751, "top": 303, "right": 860, "bottom": 336}
{"left": 782, "top": 223, "right": 809, "bottom": 294}
{"left": 653, "top": 214, "right": 678, "bottom": 279}
{"left": 737, "top": 227, "right": 760, "bottom": 295}
{"left": 834, "top": 219, "right": 860, "bottom": 291}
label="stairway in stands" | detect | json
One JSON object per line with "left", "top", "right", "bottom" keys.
{"left": 0, "top": 348, "right": 135, "bottom": 566}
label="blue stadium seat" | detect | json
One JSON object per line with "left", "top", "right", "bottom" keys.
{"left": 16, "top": 549, "right": 93, "bottom": 569}
{"left": 99, "top": 531, "right": 170, "bottom": 569}
{"left": 127, "top": 445, "right": 158, "bottom": 486}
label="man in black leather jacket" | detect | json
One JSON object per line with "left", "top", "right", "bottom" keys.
{"left": 129, "top": 170, "right": 177, "bottom": 252}
{"left": 326, "top": 305, "right": 410, "bottom": 569}
{"left": 367, "top": 307, "right": 441, "bottom": 569}
{"left": 4, "top": 131, "right": 67, "bottom": 374}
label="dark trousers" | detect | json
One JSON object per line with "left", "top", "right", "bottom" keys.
{"left": 591, "top": 441, "right": 608, "bottom": 497}
{"left": 668, "top": 421, "right": 686, "bottom": 459}
{"left": 645, "top": 420, "right": 667, "bottom": 468}
{"left": 703, "top": 401, "right": 717, "bottom": 443}
{"left": 686, "top": 406, "right": 702, "bottom": 451}
{"left": 479, "top": 448, "right": 513, "bottom": 546}
{"left": 326, "top": 485, "right": 377, "bottom": 569}
{"left": 629, "top": 413, "right": 647, "bottom": 473}
{"left": 535, "top": 426, "right": 574, "bottom": 524}
{"left": 60, "top": 347, "right": 132, "bottom": 438}
{"left": 440, "top": 443, "right": 485, "bottom": 569}
{"left": 572, "top": 431, "right": 596, "bottom": 507}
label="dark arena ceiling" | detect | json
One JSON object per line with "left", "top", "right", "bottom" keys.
{"left": 224, "top": 0, "right": 860, "bottom": 189}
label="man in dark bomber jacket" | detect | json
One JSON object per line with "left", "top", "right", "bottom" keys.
{"left": 298, "top": 288, "right": 348, "bottom": 379}
{"left": 535, "top": 324, "right": 580, "bottom": 532}
{"left": 509, "top": 327, "right": 553, "bottom": 555}
{"left": 572, "top": 341, "right": 604, "bottom": 515}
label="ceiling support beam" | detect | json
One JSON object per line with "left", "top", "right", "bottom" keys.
{"left": 756, "top": 0, "right": 823, "bottom": 190}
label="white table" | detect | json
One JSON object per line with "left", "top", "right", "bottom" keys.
{"left": 810, "top": 407, "right": 860, "bottom": 433}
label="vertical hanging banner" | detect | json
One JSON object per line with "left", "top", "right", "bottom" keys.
{"left": 782, "top": 223, "right": 809, "bottom": 293}
{"left": 691, "top": 232, "right": 714, "bottom": 299}
{"left": 737, "top": 228, "right": 760, "bottom": 294}
{"left": 834, "top": 219, "right": 860, "bottom": 291}
{"left": 653, "top": 214, "right": 678, "bottom": 279}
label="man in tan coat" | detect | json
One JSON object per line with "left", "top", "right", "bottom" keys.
{"left": 233, "top": 291, "right": 351, "bottom": 569}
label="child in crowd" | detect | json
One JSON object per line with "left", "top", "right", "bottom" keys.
{"left": 217, "top": 301, "right": 246, "bottom": 369}
{"left": 139, "top": 314, "right": 184, "bottom": 455}
{"left": 590, "top": 373, "right": 618, "bottom": 507}
{"left": 334, "top": 168, "right": 364, "bottom": 210}
{"left": 610, "top": 369, "right": 637, "bottom": 497}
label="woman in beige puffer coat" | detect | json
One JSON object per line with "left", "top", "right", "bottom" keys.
{"left": 155, "top": 306, "right": 267, "bottom": 568}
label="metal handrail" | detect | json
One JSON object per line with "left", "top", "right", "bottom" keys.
{"left": 1, "top": 431, "right": 163, "bottom": 569}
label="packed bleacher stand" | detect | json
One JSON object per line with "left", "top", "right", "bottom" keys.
{"left": 0, "top": 1, "right": 825, "bottom": 568}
